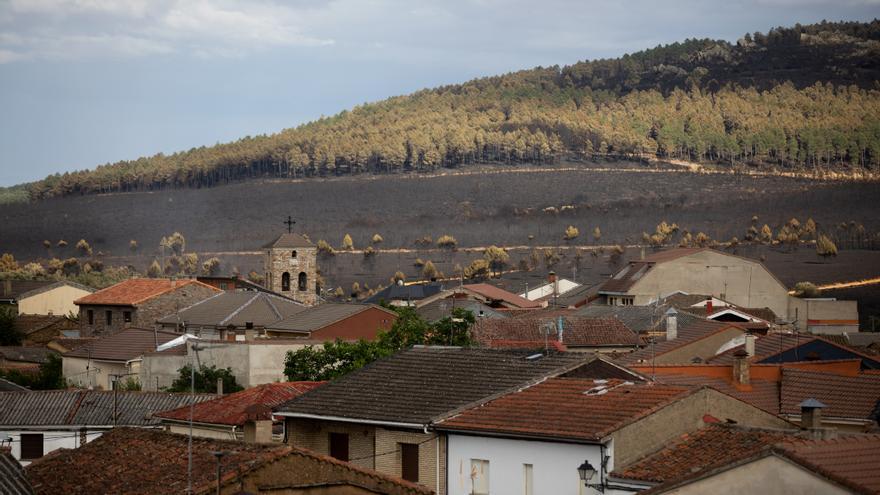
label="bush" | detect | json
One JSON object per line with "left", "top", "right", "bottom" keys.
{"left": 129, "top": 240, "right": 138, "bottom": 251}
{"left": 363, "top": 246, "right": 377, "bottom": 258}
{"left": 341, "top": 233, "right": 354, "bottom": 250}
{"left": 75, "top": 239, "right": 92, "bottom": 256}
{"left": 0, "top": 306, "right": 21, "bottom": 346}
{"left": 816, "top": 233, "right": 838, "bottom": 259}
{"left": 563, "top": 225, "right": 579, "bottom": 240}
{"left": 57, "top": 239, "right": 68, "bottom": 248}
{"left": 201, "top": 257, "right": 221, "bottom": 276}
{"left": 147, "top": 260, "right": 162, "bottom": 278}
{"left": 371, "top": 234, "right": 383, "bottom": 244}
{"left": 317, "top": 240, "right": 335, "bottom": 256}
{"left": 437, "top": 235, "right": 457, "bottom": 249}
{"left": 169, "top": 364, "right": 243, "bottom": 394}
{"left": 422, "top": 260, "right": 438, "bottom": 279}
{"left": 592, "top": 227, "right": 601, "bottom": 242}
{"left": 793, "top": 281, "right": 820, "bottom": 298}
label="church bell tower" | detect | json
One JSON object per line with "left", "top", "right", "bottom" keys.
{"left": 263, "top": 217, "right": 318, "bottom": 305}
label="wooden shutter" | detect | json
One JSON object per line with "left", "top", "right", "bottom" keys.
{"left": 400, "top": 443, "right": 419, "bottom": 482}
{"left": 329, "top": 432, "right": 349, "bottom": 461}
{"left": 20, "top": 433, "right": 44, "bottom": 459}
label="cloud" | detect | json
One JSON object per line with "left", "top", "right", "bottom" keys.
{"left": 0, "top": 0, "right": 334, "bottom": 63}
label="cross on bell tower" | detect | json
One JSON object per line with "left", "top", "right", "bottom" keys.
{"left": 284, "top": 216, "right": 296, "bottom": 234}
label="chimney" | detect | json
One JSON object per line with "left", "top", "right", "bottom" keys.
{"left": 243, "top": 405, "right": 273, "bottom": 443}
{"left": 556, "top": 316, "right": 564, "bottom": 343}
{"left": 744, "top": 333, "right": 756, "bottom": 357}
{"left": 705, "top": 297, "right": 713, "bottom": 316}
{"left": 665, "top": 307, "right": 678, "bottom": 341}
{"left": 800, "top": 398, "right": 826, "bottom": 430}
{"left": 3, "top": 280, "right": 10, "bottom": 297}
{"left": 640, "top": 247, "right": 645, "bottom": 260}
{"left": 732, "top": 349, "right": 750, "bottom": 385}
{"left": 548, "top": 271, "right": 557, "bottom": 284}
{"left": 216, "top": 377, "right": 223, "bottom": 396}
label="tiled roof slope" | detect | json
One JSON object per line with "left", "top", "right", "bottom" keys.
{"left": 156, "top": 290, "right": 305, "bottom": 327}
{"left": 416, "top": 298, "right": 506, "bottom": 322}
{"left": 64, "top": 327, "right": 180, "bottom": 361}
{"left": 780, "top": 435, "right": 880, "bottom": 495}
{"left": 574, "top": 305, "right": 703, "bottom": 334}
{"left": 156, "top": 381, "right": 325, "bottom": 426}
{"left": 707, "top": 333, "right": 811, "bottom": 364}
{"left": 0, "top": 390, "right": 215, "bottom": 426}
{"left": 619, "top": 320, "right": 740, "bottom": 364}
{"left": 599, "top": 261, "right": 653, "bottom": 293}
{"left": 0, "top": 449, "right": 33, "bottom": 495}
{"left": 275, "top": 347, "right": 590, "bottom": 425}
{"left": 709, "top": 334, "right": 880, "bottom": 368}
{"left": 13, "top": 315, "right": 72, "bottom": 337}
{"left": 24, "top": 428, "right": 430, "bottom": 495}
{"left": 780, "top": 368, "right": 880, "bottom": 421}
{"left": 651, "top": 373, "right": 781, "bottom": 414}
{"left": 613, "top": 424, "right": 795, "bottom": 483}
{"left": 267, "top": 303, "right": 394, "bottom": 333}
{"left": 474, "top": 316, "right": 639, "bottom": 347}
{"left": 365, "top": 282, "right": 444, "bottom": 304}
{"left": 437, "top": 378, "right": 691, "bottom": 441}
{"left": 0, "top": 347, "right": 56, "bottom": 364}
{"left": 462, "top": 283, "right": 542, "bottom": 308}
{"left": 262, "top": 233, "right": 314, "bottom": 248}
{"left": 74, "top": 278, "right": 219, "bottom": 306}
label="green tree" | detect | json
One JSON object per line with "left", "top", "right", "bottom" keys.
{"left": 0, "top": 306, "right": 21, "bottom": 346}
{"left": 437, "top": 235, "right": 457, "bottom": 249}
{"left": 147, "top": 259, "right": 162, "bottom": 278}
{"left": 422, "top": 260, "right": 439, "bottom": 279}
{"left": 169, "top": 364, "right": 243, "bottom": 394}
{"left": 793, "top": 281, "right": 820, "bottom": 298}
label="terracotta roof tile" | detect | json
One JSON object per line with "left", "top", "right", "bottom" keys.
{"left": 437, "top": 378, "right": 691, "bottom": 441}
{"left": 619, "top": 320, "right": 740, "bottom": 365}
{"left": 156, "top": 381, "right": 325, "bottom": 426}
{"left": 74, "top": 278, "right": 220, "bottom": 306}
{"left": 613, "top": 424, "right": 795, "bottom": 483}
{"left": 462, "top": 283, "right": 542, "bottom": 309}
{"left": 24, "top": 427, "right": 429, "bottom": 495}
{"left": 475, "top": 316, "right": 639, "bottom": 348}
{"left": 780, "top": 368, "right": 880, "bottom": 421}
{"left": 651, "top": 373, "right": 781, "bottom": 414}
{"left": 779, "top": 434, "right": 880, "bottom": 494}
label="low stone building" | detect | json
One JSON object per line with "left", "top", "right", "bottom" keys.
{"left": 74, "top": 278, "right": 220, "bottom": 336}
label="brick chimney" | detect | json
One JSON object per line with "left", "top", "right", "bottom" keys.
{"left": 732, "top": 349, "right": 750, "bottom": 385}
{"left": 800, "top": 398, "right": 826, "bottom": 430}
{"left": 705, "top": 296, "right": 713, "bottom": 316}
{"left": 665, "top": 307, "right": 678, "bottom": 341}
{"left": 744, "top": 333, "right": 756, "bottom": 357}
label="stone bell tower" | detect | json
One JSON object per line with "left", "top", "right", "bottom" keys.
{"left": 263, "top": 219, "right": 318, "bottom": 305}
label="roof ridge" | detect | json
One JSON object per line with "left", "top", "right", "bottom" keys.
{"left": 65, "top": 390, "right": 88, "bottom": 425}
{"left": 219, "top": 291, "right": 262, "bottom": 326}
{"left": 263, "top": 293, "right": 283, "bottom": 320}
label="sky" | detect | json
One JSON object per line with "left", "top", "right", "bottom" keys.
{"left": 0, "top": 0, "right": 877, "bottom": 186}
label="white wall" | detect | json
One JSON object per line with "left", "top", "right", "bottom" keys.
{"left": 18, "top": 284, "right": 92, "bottom": 316}
{"left": 446, "top": 434, "right": 610, "bottom": 495}
{"left": 63, "top": 357, "right": 130, "bottom": 390}
{"left": 4, "top": 429, "right": 103, "bottom": 465}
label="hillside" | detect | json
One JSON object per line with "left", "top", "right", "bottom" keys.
{"left": 13, "top": 20, "right": 880, "bottom": 202}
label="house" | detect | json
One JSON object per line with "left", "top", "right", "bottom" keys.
{"left": 519, "top": 275, "right": 582, "bottom": 302}
{"left": 265, "top": 303, "right": 397, "bottom": 339}
{"left": 155, "top": 290, "right": 306, "bottom": 339}
{"left": 706, "top": 333, "right": 880, "bottom": 370}
{"left": 617, "top": 319, "right": 746, "bottom": 366}
{"left": 62, "top": 327, "right": 182, "bottom": 390}
{"left": 575, "top": 304, "right": 704, "bottom": 337}
{"left": 24, "top": 428, "right": 430, "bottom": 495}
{"left": 778, "top": 368, "right": 880, "bottom": 431}
{"left": 274, "top": 347, "right": 592, "bottom": 493}
{"left": 0, "top": 390, "right": 214, "bottom": 465}
{"left": 0, "top": 347, "right": 56, "bottom": 375}
{"left": 434, "top": 379, "right": 790, "bottom": 495}
{"left": 0, "top": 280, "right": 93, "bottom": 316}
{"left": 0, "top": 446, "right": 33, "bottom": 495}
{"left": 595, "top": 248, "right": 858, "bottom": 333}
{"left": 473, "top": 316, "right": 641, "bottom": 353}
{"left": 366, "top": 281, "right": 445, "bottom": 306}
{"left": 74, "top": 278, "right": 221, "bottom": 336}
{"left": 139, "top": 338, "right": 326, "bottom": 390}
{"left": 458, "top": 283, "right": 543, "bottom": 310}
{"left": 155, "top": 381, "right": 325, "bottom": 441}
{"left": 613, "top": 424, "right": 880, "bottom": 495}
{"left": 14, "top": 314, "right": 80, "bottom": 345}
{"left": 416, "top": 298, "right": 506, "bottom": 323}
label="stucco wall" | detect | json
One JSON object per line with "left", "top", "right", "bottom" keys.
{"left": 139, "top": 353, "right": 187, "bottom": 391}
{"left": 787, "top": 298, "right": 859, "bottom": 335}
{"left": 18, "top": 285, "right": 92, "bottom": 316}
{"left": 63, "top": 356, "right": 130, "bottom": 390}
{"left": 446, "top": 434, "right": 603, "bottom": 495}
{"left": 657, "top": 455, "right": 851, "bottom": 495}
{"left": 611, "top": 388, "right": 791, "bottom": 469}
{"left": 630, "top": 251, "right": 790, "bottom": 320}
{"left": 3, "top": 429, "right": 102, "bottom": 465}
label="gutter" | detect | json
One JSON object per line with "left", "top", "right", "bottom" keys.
{"left": 272, "top": 412, "right": 424, "bottom": 430}
{"left": 434, "top": 427, "right": 602, "bottom": 445}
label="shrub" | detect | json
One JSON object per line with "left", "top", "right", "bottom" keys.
{"left": 816, "top": 233, "right": 838, "bottom": 259}
{"left": 317, "top": 240, "right": 335, "bottom": 256}
{"left": 42, "top": 240, "right": 51, "bottom": 249}
{"left": 57, "top": 239, "right": 67, "bottom": 248}
{"left": 75, "top": 239, "right": 92, "bottom": 256}
{"left": 341, "top": 234, "right": 354, "bottom": 250}
{"left": 363, "top": 246, "right": 377, "bottom": 258}
{"left": 169, "top": 364, "right": 242, "bottom": 394}
{"left": 563, "top": 225, "right": 579, "bottom": 240}
{"left": 201, "top": 257, "right": 221, "bottom": 275}
{"left": 129, "top": 240, "right": 138, "bottom": 251}
{"left": 437, "top": 235, "right": 457, "bottom": 249}
{"left": 592, "top": 227, "right": 601, "bottom": 242}
{"left": 371, "top": 234, "right": 383, "bottom": 244}
{"left": 147, "top": 260, "right": 162, "bottom": 278}
{"left": 392, "top": 271, "right": 406, "bottom": 283}
{"left": 422, "top": 260, "right": 438, "bottom": 279}
{"left": 793, "top": 281, "right": 820, "bottom": 298}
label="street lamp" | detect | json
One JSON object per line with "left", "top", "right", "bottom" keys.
{"left": 578, "top": 459, "right": 605, "bottom": 492}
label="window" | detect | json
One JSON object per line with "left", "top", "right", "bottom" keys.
{"left": 400, "top": 443, "right": 419, "bottom": 483}
{"left": 123, "top": 311, "right": 132, "bottom": 323}
{"left": 219, "top": 282, "right": 228, "bottom": 290}
{"left": 621, "top": 296, "right": 634, "bottom": 306}
{"left": 281, "top": 272, "right": 291, "bottom": 292}
{"left": 298, "top": 272, "right": 307, "bottom": 292}
{"left": 329, "top": 432, "right": 349, "bottom": 461}
{"left": 105, "top": 310, "right": 112, "bottom": 325}
{"left": 523, "top": 464, "right": 533, "bottom": 495}
{"left": 470, "top": 459, "right": 489, "bottom": 495}
{"left": 291, "top": 250, "right": 297, "bottom": 258}
{"left": 20, "top": 433, "right": 44, "bottom": 460}
{"left": 87, "top": 310, "right": 94, "bottom": 325}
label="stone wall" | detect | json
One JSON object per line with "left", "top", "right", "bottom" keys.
{"left": 77, "top": 304, "right": 135, "bottom": 337}
{"left": 265, "top": 247, "right": 318, "bottom": 306}
{"left": 135, "top": 283, "right": 220, "bottom": 328}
